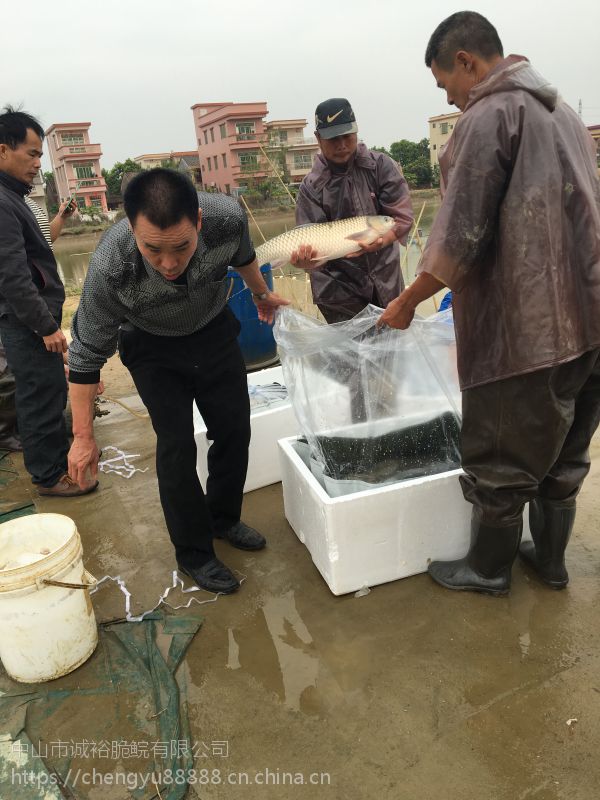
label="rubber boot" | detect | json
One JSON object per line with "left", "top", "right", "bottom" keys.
{"left": 519, "top": 498, "right": 575, "bottom": 589}
{"left": 428, "top": 513, "right": 523, "bottom": 596}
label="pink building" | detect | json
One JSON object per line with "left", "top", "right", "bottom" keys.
{"left": 191, "top": 102, "right": 318, "bottom": 195}
{"left": 191, "top": 102, "right": 269, "bottom": 195}
{"left": 264, "top": 119, "right": 320, "bottom": 185}
{"left": 45, "top": 122, "right": 108, "bottom": 213}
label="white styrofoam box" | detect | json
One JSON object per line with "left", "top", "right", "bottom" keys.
{"left": 278, "top": 436, "right": 531, "bottom": 596}
{"left": 194, "top": 366, "right": 299, "bottom": 493}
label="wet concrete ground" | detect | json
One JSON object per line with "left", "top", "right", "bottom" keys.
{"left": 3, "top": 359, "right": 600, "bottom": 800}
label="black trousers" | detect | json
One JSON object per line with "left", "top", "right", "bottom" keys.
{"left": 118, "top": 309, "right": 250, "bottom": 567}
{"left": 460, "top": 349, "right": 600, "bottom": 525}
{"left": 0, "top": 322, "right": 68, "bottom": 486}
{"left": 0, "top": 340, "right": 18, "bottom": 444}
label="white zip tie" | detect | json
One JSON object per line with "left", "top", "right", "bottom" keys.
{"left": 90, "top": 570, "right": 247, "bottom": 622}
{"left": 98, "top": 445, "right": 149, "bottom": 479}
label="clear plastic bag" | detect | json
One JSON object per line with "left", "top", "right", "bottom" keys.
{"left": 274, "top": 305, "right": 461, "bottom": 496}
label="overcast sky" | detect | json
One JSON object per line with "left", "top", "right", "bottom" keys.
{"left": 5, "top": 0, "right": 599, "bottom": 171}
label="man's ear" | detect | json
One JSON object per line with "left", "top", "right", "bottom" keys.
{"left": 197, "top": 208, "right": 202, "bottom": 231}
{"left": 456, "top": 50, "right": 474, "bottom": 72}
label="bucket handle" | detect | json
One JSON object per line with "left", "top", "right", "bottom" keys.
{"left": 40, "top": 569, "right": 97, "bottom": 591}
{"left": 43, "top": 579, "right": 94, "bottom": 589}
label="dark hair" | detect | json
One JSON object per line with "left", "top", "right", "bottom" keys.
{"left": 0, "top": 105, "right": 45, "bottom": 148}
{"left": 425, "top": 11, "right": 503, "bottom": 70}
{"left": 124, "top": 168, "right": 199, "bottom": 229}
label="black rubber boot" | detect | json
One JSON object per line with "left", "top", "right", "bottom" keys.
{"left": 428, "top": 514, "right": 522, "bottom": 596}
{"left": 519, "top": 498, "right": 575, "bottom": 589}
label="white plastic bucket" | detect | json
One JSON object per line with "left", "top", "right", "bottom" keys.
{"left": 0, "top": 513, "right": 98, "bottom": 683}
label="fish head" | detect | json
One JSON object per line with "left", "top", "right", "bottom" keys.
{"left": 367, "top": 215, "right": 395, "bottom": 233}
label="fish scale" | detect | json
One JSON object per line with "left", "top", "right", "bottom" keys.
{"left": 255, "top": 215, "right": 395, "bottom": 268}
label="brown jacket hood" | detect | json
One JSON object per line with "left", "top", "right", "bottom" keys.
{"left": 466, "top": 54, "right": 558, "bottom": 112}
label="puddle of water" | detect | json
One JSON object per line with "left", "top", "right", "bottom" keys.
{"left": 227, "top": 628, "right": 241, "bottom": 670}
{"left": 519, "top": 631, "right": 531, "bottom": 658}
{"left": 261, "top": 591, "right": 318, "bottom": 712}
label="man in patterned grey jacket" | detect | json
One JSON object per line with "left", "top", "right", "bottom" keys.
{"left": 67, "top": 169, "right": 289, "bottom": 594}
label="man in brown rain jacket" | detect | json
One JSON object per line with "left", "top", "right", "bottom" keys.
{"left": 379, "top": 11, "right": 600, "bottom": 596}
{"left": 293, "top": 98, "right": 414, "bottom": 322}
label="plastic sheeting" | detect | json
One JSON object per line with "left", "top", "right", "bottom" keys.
{"left": 274, "top": 305, "right": 461, "bottom": 496}
{"left": 248, "top": 382, "right": 288, "bottom": 411}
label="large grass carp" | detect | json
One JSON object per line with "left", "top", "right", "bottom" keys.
{"left": 255, "top": 215, "right": 395, "bottom": 269}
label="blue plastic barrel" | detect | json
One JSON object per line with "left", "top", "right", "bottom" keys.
{"left": 227, "top": 264, "right": 278, "bottom": 370}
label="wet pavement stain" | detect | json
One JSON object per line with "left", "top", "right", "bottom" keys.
{"left": 227, "top": 628, "right": 241, "bottom": 670}
{"left": 260, "top": 592, "right": 318, "bottom": 712}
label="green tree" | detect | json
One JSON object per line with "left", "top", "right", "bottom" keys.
{"left": 402, "top": 156, "right": 433, "bottom": 188}
{"left": 43, "top": 171, "right": 59, "bottom": 209}
{"left": 103, "top": 159, "right": 143, "bottom": 197}
{"left": 254, "top": 179, "right": 278, "bottom": 202}
{"left": 262, "top": 143, "right": 291, "bottom": 185}
{"left": 389, "top": 138, "right": 429, "bottom": 167}
{"left": 159, "top": 158, "right": 180, "bottom": 171}
{"left": 381, "top": 138, "right": 433, "bottom": 188}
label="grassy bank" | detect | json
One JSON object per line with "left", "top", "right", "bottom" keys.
{"left": 61, "top": 294, "right": 80, "bottom": 331}
{"left": 61, "top": 281, "right": 89, "bottom": 330}
{"left": 60, "top": 224, "right": 110, "bottom": 236}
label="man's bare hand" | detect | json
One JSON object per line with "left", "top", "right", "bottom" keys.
{"left": 253, "top": 291, "right": 291, "bottom": 324}
{"left": 43, "top": 329, "right": 68, "bottom": 353}
{"left": 68, "top": 436, "right": 99, "bottom": 489}
{"left": 290, "top": 244, "right": 322, "bottom": 271}
{"left": 59, "top": 198, "right": 77, "bottom": 218}
{"left": 377, "top": 291, "right": 417, "bottom": 330}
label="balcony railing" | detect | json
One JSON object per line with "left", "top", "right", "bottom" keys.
{"left": 231, "top": 165, "right": 269, "bottom": 178}
{"left": 267, "top": 138, "right": 305, "bottom": 147}
{"left": 57, "top": 143, "right": 102, "bottom": 158}
{"left": 67, "top": 177, "right": 106, "bottom": 189}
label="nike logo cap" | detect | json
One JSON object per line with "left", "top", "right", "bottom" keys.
{"left": 314, "top": 98, "right": 358, "bottom": 140}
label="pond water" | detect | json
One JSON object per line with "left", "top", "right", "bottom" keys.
{"left": 54, "top": 232, "right": 104, "bottom": 289}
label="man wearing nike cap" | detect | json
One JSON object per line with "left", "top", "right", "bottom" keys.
{"left": 292, "top": 98, "right": 414, "bottom": 322}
